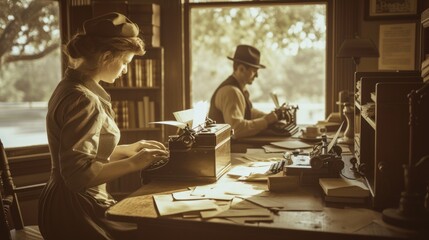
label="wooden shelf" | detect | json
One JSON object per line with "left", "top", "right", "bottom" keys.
{"left": 353, "top": 71, "right": 422, "bottom": 210}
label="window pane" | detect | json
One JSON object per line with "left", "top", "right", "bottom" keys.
{"left": 190, "top": 4, "right": 326, "bottom": 124}
{"left": 0, "top": 0, "right": 61, "bottom": 148}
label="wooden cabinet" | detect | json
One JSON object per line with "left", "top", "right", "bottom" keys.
{"left": 353, "top": 72, "right": 422, "bottom": 210}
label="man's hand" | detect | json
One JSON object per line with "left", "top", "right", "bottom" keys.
{"left": 274, "top": 107, "right": 292, "bottom": 122}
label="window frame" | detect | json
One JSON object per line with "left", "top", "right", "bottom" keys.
{"left": 182, "top": 0, "right": 333, "bottom": 117}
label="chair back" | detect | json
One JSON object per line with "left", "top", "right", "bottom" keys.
{"left": 0, "top": 139, "right": 25, "bottom": 240}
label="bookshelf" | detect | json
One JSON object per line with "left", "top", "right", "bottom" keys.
{"left": 353, "top": 72, "right": 422, "bottom": 210}
{"left": 103, "top": 47, "right": 164, "bottom": 144}
{"left": 67, "top": 0, "right": 164, "bottom": 195}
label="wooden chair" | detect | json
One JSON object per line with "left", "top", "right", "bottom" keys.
{"left": 0, "top": 139, "right": 44, "bottom": 240}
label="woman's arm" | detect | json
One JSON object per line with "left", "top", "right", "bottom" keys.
{"left": 87, "top": 147, "right": 169, "bottom": 187}
{"left": 110, "top": 140, "right": 167, "bottom": 161}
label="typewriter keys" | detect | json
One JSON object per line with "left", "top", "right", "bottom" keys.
{"left": 144, "top": 158, "right": 170, "bottom": 172}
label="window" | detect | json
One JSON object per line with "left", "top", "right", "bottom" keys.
{"left": 187, "top": 0, "right": 327, "bottom": 124}
{"left": 0, "top": 0, "right": 61, "bottom": 148}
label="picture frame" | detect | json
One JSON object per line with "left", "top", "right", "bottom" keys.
{"left": 364, "top": 0, "right": 418, "bottom": 20}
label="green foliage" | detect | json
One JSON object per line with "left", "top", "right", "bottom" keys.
{"left": 190, "top": 4, "right": 326, "bottom": 106}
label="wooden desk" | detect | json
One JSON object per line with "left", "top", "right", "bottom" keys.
{"left": 106, "top": 153, "right": 421, "bottom": 240}
{"left": 231, "top": 136, "right": 293, "bottom": 153}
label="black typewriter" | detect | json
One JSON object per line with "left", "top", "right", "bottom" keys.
{"left": 259, "top": 104, "right": 299, "bottom": 137}
{"left": 267, "top": 121, "right": 299, "bottom": 136}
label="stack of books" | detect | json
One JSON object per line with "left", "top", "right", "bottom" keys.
{"left": 319, "top": 178, "right": 370, "bottom": 204}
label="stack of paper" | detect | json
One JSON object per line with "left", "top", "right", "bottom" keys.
{"left": 319, "top": 178, "right": 370, "bottom": 204}
{"left": 319, "top": 178, "right": 370, "bottom": 197}
{"left": 153, "top": 194, "right": 218, "bottom": 216}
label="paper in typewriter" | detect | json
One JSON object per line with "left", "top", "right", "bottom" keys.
{"left": 151, "top": 104, "right": 209, "bottom": 130}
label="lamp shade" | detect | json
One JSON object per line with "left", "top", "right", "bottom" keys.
{"left": 337, "top": 38, "right": 379, "bottom": 58}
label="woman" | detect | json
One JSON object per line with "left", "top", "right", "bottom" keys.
{"left": 38, "top": 12, "right": 169, "bottom": 239}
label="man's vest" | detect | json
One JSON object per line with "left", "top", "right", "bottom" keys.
{"left": 208, "top": 76, "right": 252, "bottom": 123}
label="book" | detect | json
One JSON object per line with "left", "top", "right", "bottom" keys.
{"left": 143, "top": 96, "right": 150, "bottom": 127}
{"left": 319, "top": 178, "right": 370, "bottom": 198}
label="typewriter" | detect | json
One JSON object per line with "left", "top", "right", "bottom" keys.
{"left": 142, "top": 109, "right": 232, "bottom": 182}
{"left": 259, "top": 92, "right": 299, "bottom": 136}
{"left": 283, "top": 122, "right": 345, "bottom": 185}
{"left": 259, "top": 104, "right": 299, "bottom": 137}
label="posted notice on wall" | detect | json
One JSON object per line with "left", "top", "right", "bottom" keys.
{"left": 378, "top": 23, "right": 416, "bottom": 70}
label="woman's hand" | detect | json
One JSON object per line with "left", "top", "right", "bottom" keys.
{"left": 113, "top": 140, "right": 167, "bottom": 160}
{"left": 132, "top": 140, "right": 167, "bottom": 152}
{"left": 128, "top": 147, "right": 169, "bottom": 170}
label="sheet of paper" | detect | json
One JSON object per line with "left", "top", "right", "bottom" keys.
{"left": 149, "top": 121, "right": 187, "bottom": 129}
{"left": 172, "top": 189, "right": 234, "bottom": 201}
{"left": 262, "top": 144, "right": 288, "bottom": 153}
{"left": 270, "top": 140, "right": 312, "bottom": 150}
{"left": 379, "top": 23, "right": 416, "bottom": 71}
{"left": 173, "top": 109, "right": 194, "bottom": 126}
{"left": 240, "top": 196, "right": 285, "bottom": 208}
{"left": 230, "top": 197, "right": 261, "bottom": 209}
{"left": 172, "top": 105, "right": 208, "bottom": 129}
{"left": 227, "top": 165, "right": 271, "bottom": 178}
{"left": 153, "top": 194, "right": 218, "bottom": 216}
{"left": 192, "top": 101, "right": 209, "bottom": 128}
{"left": 191, "top": 182, "right": 269, "bottom": 197}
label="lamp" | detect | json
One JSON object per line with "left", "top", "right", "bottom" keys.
{"left": 337, "top": 37, "right": 380, "bottom": 70}
{"left": 336, "top": 37, "right": 379, "bottom": 145}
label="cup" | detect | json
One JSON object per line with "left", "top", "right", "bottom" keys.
{"left": 301, "top": 125, "right": 326, "bottom": 138}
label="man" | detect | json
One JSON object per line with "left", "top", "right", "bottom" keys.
{"left": 208, "top": 44, "right": 282, "bottom": 139}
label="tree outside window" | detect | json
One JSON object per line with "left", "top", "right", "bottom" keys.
{"left": 0, "top": 0, "right": 61, "bottom": 147}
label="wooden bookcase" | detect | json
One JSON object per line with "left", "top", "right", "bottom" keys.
{"left": 66, "top": 0, "right": 164, "bottom": 195}
{"left": 102, "top": 47, "right": 165, "bottom": 144}
{"left": 353, "top": 73, "right": 422, "bottom": 210}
